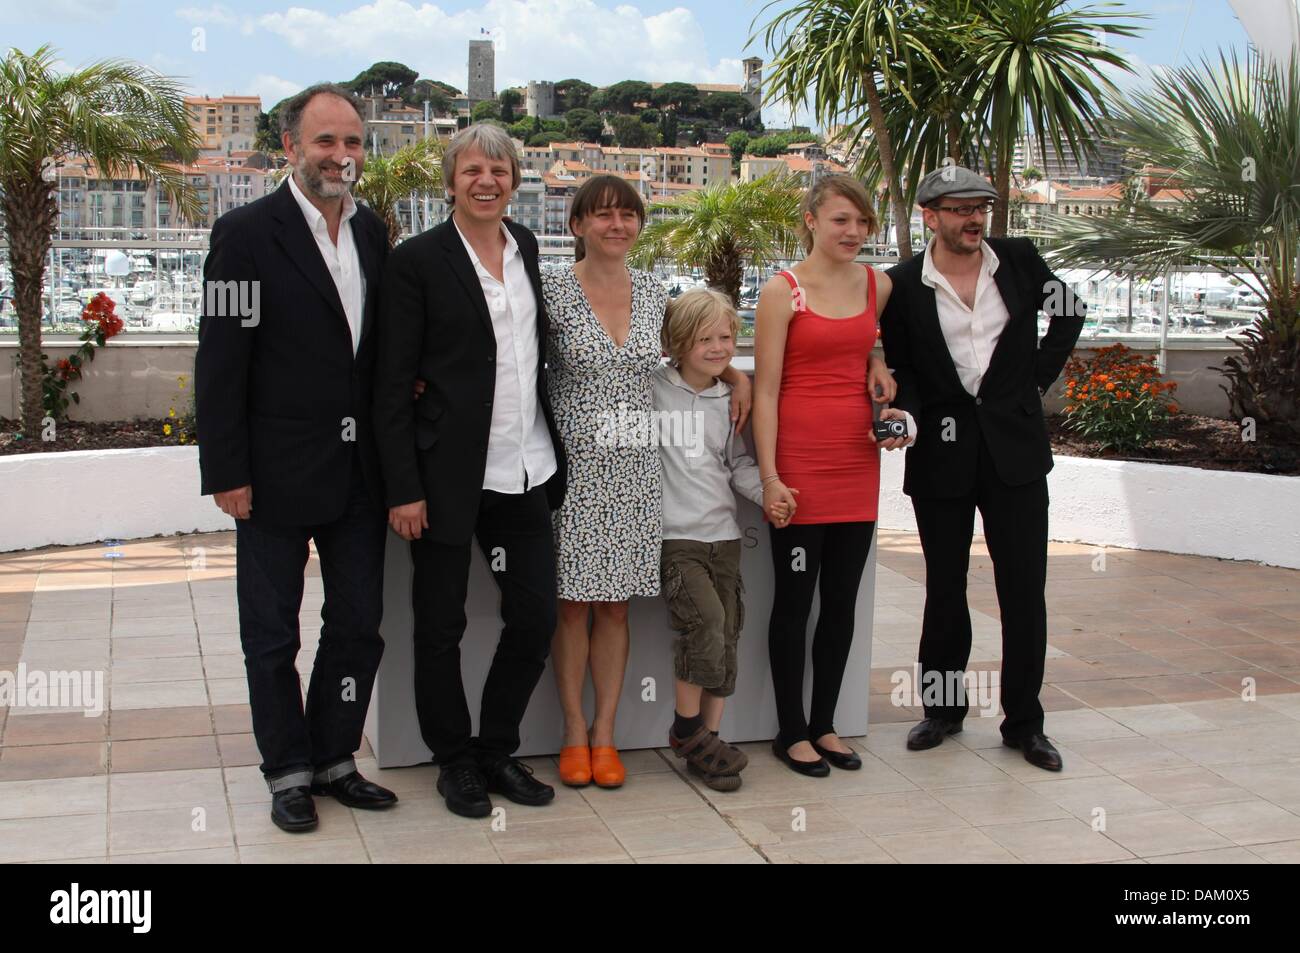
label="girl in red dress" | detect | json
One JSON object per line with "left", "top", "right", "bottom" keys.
{"left": 753, "top": 175, "right": 914, "bottom": 775}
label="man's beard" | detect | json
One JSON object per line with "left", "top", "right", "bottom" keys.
{"left": 938, "top": 220, "right": 983, "bottom": 255}
{"left": 295, "top": 157, "right": 353, "bottom": 200}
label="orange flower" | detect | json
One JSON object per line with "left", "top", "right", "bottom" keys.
{"left": 1105, "top": 382, "right": 1116, "bottom": 391}
{"left": 1166, "top": 404, "right": 1178, "bottom": 414}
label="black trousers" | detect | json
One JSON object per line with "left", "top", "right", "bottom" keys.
{"left": 911, "top": 428, "right": 1049, "bottom": 741}
{"left": 235, "top": 458, "right": 387, "bottom": 788}
{"left": 410, "top": 486, "right": 557, "bottom": 767}
{"left": 767, "top": 521, "right": 876, "bottom": 750}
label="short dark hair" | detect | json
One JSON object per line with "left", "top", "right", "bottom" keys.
{"left": 280, "top": 83, "right": 366, "bottom": 144}
{"left": 569, "top": 175, "right": 646, "bottom": 261}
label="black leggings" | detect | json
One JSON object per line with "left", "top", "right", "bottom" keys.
{"left": 767, "top": 521, "right": 876, "bottom": 749}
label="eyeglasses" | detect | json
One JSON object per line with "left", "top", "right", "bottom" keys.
{"left": 933, "top": 201, "right": 994, "bottom": 217}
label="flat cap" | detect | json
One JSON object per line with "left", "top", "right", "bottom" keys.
{"left": 916, "top": 165, "right": 998, "bottom": 206}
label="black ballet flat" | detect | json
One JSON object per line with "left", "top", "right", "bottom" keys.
{"left": 771, "top": 739, "right": 830, "bottom": 777}
{"left": 811, "top": 740, "right": 862, "bottom": 770}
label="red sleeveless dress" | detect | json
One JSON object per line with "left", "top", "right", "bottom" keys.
{"left": 775, "top": 265, "right": 880, "bottom": 523}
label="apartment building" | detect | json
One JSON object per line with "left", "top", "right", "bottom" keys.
{"left": 185, "top": 95, "right": 261, "bottom": 154}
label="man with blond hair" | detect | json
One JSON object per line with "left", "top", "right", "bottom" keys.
{"left": 373, "top": 124, "right": 568, "bottom": 817}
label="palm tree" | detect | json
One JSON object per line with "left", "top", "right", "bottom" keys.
{"left": 1049, "top": 51, "right": 1300, "bottom": 451}
{"left": 0, "top": 45, "right": 201, "bottom": 438}
{"left": 353, "top": 136, "right": 444, "bottom": 247}
{"left": 630, "top": 173, "right": 803, "bottom": 306}
{"left": 962, "top": 0, "right": 1142, "bottom": 236}
{"left": 754, "top": 0, "right": 943, "bottom": 260}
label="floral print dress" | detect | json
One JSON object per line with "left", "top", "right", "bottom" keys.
{"left": 543, "top": 265, "right": 667, "bottom": 601}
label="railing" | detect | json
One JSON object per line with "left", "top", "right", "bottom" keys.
{"left": 0, "top": 234, "right": 1268, "bottom": 352}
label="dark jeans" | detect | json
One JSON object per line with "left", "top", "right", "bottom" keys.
{"left": 235, "top": 459, "right": 387, "bottom": 790}
{"left": 911, "top": 427, "right": 1049, "bottom": 741}
{"left": 410, "top": 486, "right": 557, "bottom": 767}
{"left": 767, "top": 520, "right": 876, "bottom": 750}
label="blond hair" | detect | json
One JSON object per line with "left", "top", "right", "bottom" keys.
{"left": 797, "top": 175, "right": 878, "bottom": 254}
{"left": 442, "top": 124, "right": 521, "bottom": 206}
{"left": 662, "top": 288, "right": 740, "bottom": 365}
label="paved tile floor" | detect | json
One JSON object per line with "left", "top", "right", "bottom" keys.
{"left": 2, "top": 530, "right": 1298, "bottom": 863}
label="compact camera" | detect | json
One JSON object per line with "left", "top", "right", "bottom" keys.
{"left": 873, "top": 417, "right": 909, "bottom": 441}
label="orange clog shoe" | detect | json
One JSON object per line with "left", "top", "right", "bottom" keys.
{"left": 558, "top": 745, "right": 592, "bottom": 787}
{"left": 590, "top": 747, "right": 626, "bottom": 788}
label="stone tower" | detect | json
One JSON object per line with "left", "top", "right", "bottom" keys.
{"left": 468, "top": 39, "right": 495, "bottom": 103}
{"left": 526, "top": 80, "right": 556, "bottom": 119}
{"left": 742, "top": 57, "right": 762, "bottom": 121}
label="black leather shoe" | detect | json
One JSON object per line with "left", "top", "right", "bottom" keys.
{"left": 1004, "top": 733, "right": 1063, "bottom": 772}
{"left": 811, "top": 740, "right": 862, "bottom": 770}
{"left": 311, "top": 771, "right": 398, "bottom": 810}
{"left": 270, "top": 786, "right": 318, "bottom": 833}
{"left": 437, "top": 763, "right": 492, "bottom": 818}
{"left": 484, "top": 757, "right": 555, "bottom": 806}
{"left": 771, "top": 739, "right": 830, "bottom": 777}
{"left": 907, "top": 718, "right": 963, "bottom": 751}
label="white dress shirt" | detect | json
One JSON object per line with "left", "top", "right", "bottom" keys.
{"left": 920, "top": 236, "right": 1011, "bottom": 396}
{"left": 287, "top": 174, "right": 365, "bottom": 355}
{"left": 453, "top": 217, "right": 558, "bottom": 494}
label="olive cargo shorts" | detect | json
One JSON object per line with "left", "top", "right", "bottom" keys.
{"left": 659, "top": 539, "right": 745, "bottom": 696}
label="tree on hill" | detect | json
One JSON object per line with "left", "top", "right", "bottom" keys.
{"left": 499, "top": 88, "right": 522, "bottom": 123}
{"left": 653, "top": 82, "right": 701, "bottom": 113}
{"left": 699, "top": 91, "right": 753, "bottom": 125}
{"left": 472, "top": 100, "right": 501, "bottom": 123}
{"left": 726, "top": 130, "right": 750, "bottom": 165}
{"left": 527, "top": 131, "right": 571, "bottom": 147}
{"left": 605, "top": 80, "right": 654, "bottom": 113}
{"left": 408, "top": 79, "right": 456, "bottom": 114}
{"left": 556, "top": 79, "right": 595, "bottom": 111}
{"left": 660, "top": 110, "right": 679, "bottom": 147}
{"left": 610, "top": 114, "right": 659, "bottom": 147}
{"left": 565, "top": 107, "right": 604, "bottom": 142}
{"left": 348, "top": 61, "right": 418, "bottom": 97}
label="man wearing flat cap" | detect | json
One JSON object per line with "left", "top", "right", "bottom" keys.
{"left": 879, "top": 165, "right": 1084, "bottom": 771}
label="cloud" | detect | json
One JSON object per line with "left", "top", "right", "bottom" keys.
{"left": 247, "top": 73, "right": 306, "bottom": 106}
{"left": 0, "top": 0, "right": 116, "bottom": 24}
{"left": 175, "top": 3, "right": 256, "bottom": 35}
{"left": 249, "top": 0, "right": 754, "bottom": 94}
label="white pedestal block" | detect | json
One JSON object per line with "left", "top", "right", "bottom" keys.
{"left": 365, "top": 497, "right": 876, "bottom": 767}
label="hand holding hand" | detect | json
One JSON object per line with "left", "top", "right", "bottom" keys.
{"left": 763, "top": 481, "right": 799, "bottom": 528}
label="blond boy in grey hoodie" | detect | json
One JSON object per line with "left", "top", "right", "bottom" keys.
{"left": 653, "top": 289, "right": 794, "bottom": 791}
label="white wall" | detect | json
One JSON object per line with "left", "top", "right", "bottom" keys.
{"left": 878, "top": 452, "right": 1300, "bottom": 570}
{"left": 0, "top": 446, "right": 231, "bottom": 553}
{"left": 3, "top": 445, "right": 1296, "bottom": 569}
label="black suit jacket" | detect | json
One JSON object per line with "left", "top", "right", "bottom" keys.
{"left": 880, "top": 237, "right": 1085, "bottom": 499}
{"left": 371, "top": 217, "right": 567, "bottom": 545}
{"left": 195, "top": 181, "right": 389, "bottom": 524}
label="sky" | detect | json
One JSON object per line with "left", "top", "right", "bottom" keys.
{"left": 0, "top": 0, "right": 1259, "bottom": 128}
